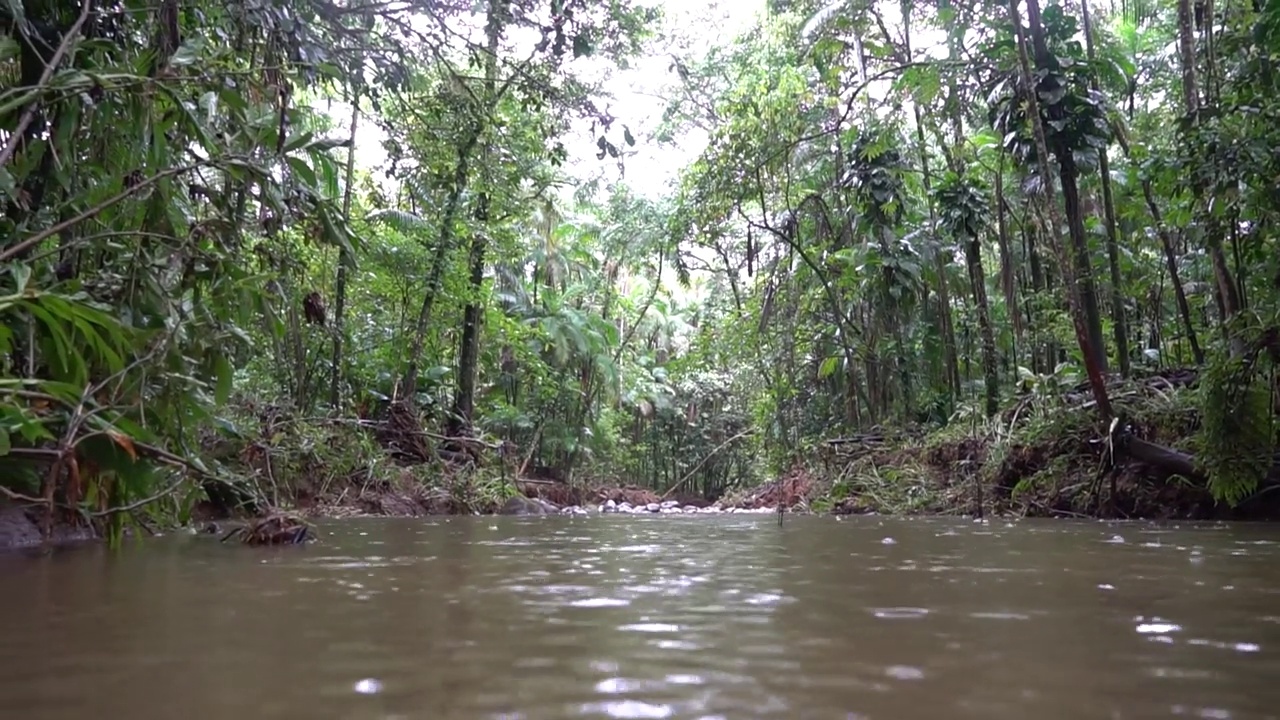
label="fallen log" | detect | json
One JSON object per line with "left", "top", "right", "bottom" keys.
{"left": 1112, "top": 416, "right": 1280, "bottom": 489}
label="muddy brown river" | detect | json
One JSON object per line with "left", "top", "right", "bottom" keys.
{"left": 2, "top": 515, "right": 1279, "bottom": 719}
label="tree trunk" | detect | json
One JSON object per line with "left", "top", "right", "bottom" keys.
{"left": 1176, "top": 0, "right": 1200, "bottom": 113}
{"left": 1081, "top": 0, "right": 1130, "bottom": 377}
{"left": 963, "top": 234, "right": 999, "bottom": 417}
{"left": 1020, "top": 0, "right": 1108, "bottom": 374}
{"left": 450, "top": 218, "right": 488, "bottom": 433}
{"left": 993, "top": 151, "right": 1020, "bottom": 341}
{"left": 1177, "top": 0, "right": 1241, "bottom": 323}
{"left": 1059, "top": 158, "right": 1109, "bottom": 373}
{"left": 1008, "top": 0, "right": 1113, "bottom": 418}
{"left": 447, "top": 0, "right": 506, "bottom": 434}
{"left": 1141, "top": 180, "right": 1204, "bottom": 364}
{"left": 401, "top": 128, "right": 481, "bottom": 401}
{"left": 330, "top": 90, "right": 361, "bottom": 408}
{"left": 905, "top": 0, "right": 960, "bottom": 404}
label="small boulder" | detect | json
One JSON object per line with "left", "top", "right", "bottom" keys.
{"left": 500, "top": 496, "right": 552, "bottom": 516}
{"left": 646, "top": 502, "right": 661, "bottom": 513}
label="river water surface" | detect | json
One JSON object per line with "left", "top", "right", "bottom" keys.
{"left": 2, "top": 515, "right": 1279, "bottom": 719}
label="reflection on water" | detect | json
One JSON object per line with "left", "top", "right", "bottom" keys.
{"left": 3, "top": 516, "right": 1280, "bottom": 719}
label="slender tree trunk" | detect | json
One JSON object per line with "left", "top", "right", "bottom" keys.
{"left": 1021, "top": 0, "right": 1108, "bottom": 374}
{"left": 401, "top": 128, "right": 481, "bottom": 401}
{"left": 1058, "top": 158, "right": 1109, "bottom": 372}
{"left": 1177, "top": 0, "right": 1241, "bottom": 323}
{"left": 1177, "top": 0, "right": 1200, "bottom": 112}
{"left": 963, "top": 233, "right": 999, "bottom": 417}
{"left": 904, "top": 0, "right": 960, "bottom": 404}
{"left": 1141, "top": 180, "right": 1204, "bottom": 364}
{"left": 450, "top": 217, "right": 488, "bottom": 431}
{"left": 993, "top": 151, "right": 1020, "bottom": 341}
{"left": 933, "top": 8, "right": 998, "bottom": 416}
{"left": 330, "top": 89, "right": 360, "bottom": 408}
{"left": 1008, "top": 0, "right": 1112, "bottom": 418}
{"left": 448, "top": 0, "right": 506, "bottom": 433}
{"left": 1082, "top": 0, "right": 1130, "bottom": 376}
{"left": 1022, "top": 214, "right": 1047, "bottom": 372}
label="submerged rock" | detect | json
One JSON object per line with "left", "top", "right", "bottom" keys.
{"left": 499, "top": 496, "right": 559, "bottom": 516}
{"left": 0, "top": 505, "right": 97, "bottom": 551}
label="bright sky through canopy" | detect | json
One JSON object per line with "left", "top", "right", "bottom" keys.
{"left": 346, "top": 0, "right": 767, "bottom": 202}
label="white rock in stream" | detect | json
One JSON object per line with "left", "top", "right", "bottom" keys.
{"left": 582, "top": 501, "right": 793, "bottom": 516}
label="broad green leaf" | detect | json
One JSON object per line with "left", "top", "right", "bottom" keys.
{"left": 0, "top": 166, "right": 15, "bottom": 201}
{"left": 818, "top": 355, "right": 839, "bottom": 379}
{"left": 170, "top": 43, "right": 199, "bottom": 67}
{"left": 283, "top": 131, "right": 316, "bottom": 154}
{"left": 213, "top": 354, "right": 234, "bottom": 405}
{"left": 10, "top": 263, "right": 31, "bottom": 294}
{"left": 286, "top": 156, "right": 318, "bottom": 188}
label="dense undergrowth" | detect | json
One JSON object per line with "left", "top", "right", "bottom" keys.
{"left": 783, "top": 367, "right": 1280, "bottom": 521}
{"left": 180, "top": 365, "right": 1267, "bottom": 526}
{"left": 196, "top": 401, "right": 517, "bottom": 519}
{"left": 191, "top": 398, "right": 701, "bottom": 522}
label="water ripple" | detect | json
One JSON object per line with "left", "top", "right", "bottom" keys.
{"left": 4, "top": 515, "right": 1280, "bottom": 720}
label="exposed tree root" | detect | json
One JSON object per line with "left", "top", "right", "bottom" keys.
{"left": 221, "top": 512, "right": 312, "bottom": 546}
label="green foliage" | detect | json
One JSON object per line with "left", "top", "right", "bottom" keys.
{"left": 5, "top": 0, "right": 1280, "bottom": 527}
{"left": 1198, "top": 340, "right": 1274, "bottom": 506}
{"left": 934, "top": 174, "right": 992, "bottom": 240}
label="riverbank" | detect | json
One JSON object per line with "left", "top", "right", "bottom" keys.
{"left": 4, "top": 365, "right": 1276, "bottom": 552}
{"left": 790, "top": 367, "right": 1280, "bottom": 521}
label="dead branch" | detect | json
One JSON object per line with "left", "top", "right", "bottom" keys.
{"left": 661, "top": 429, "right": 755, "bottom": 500}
